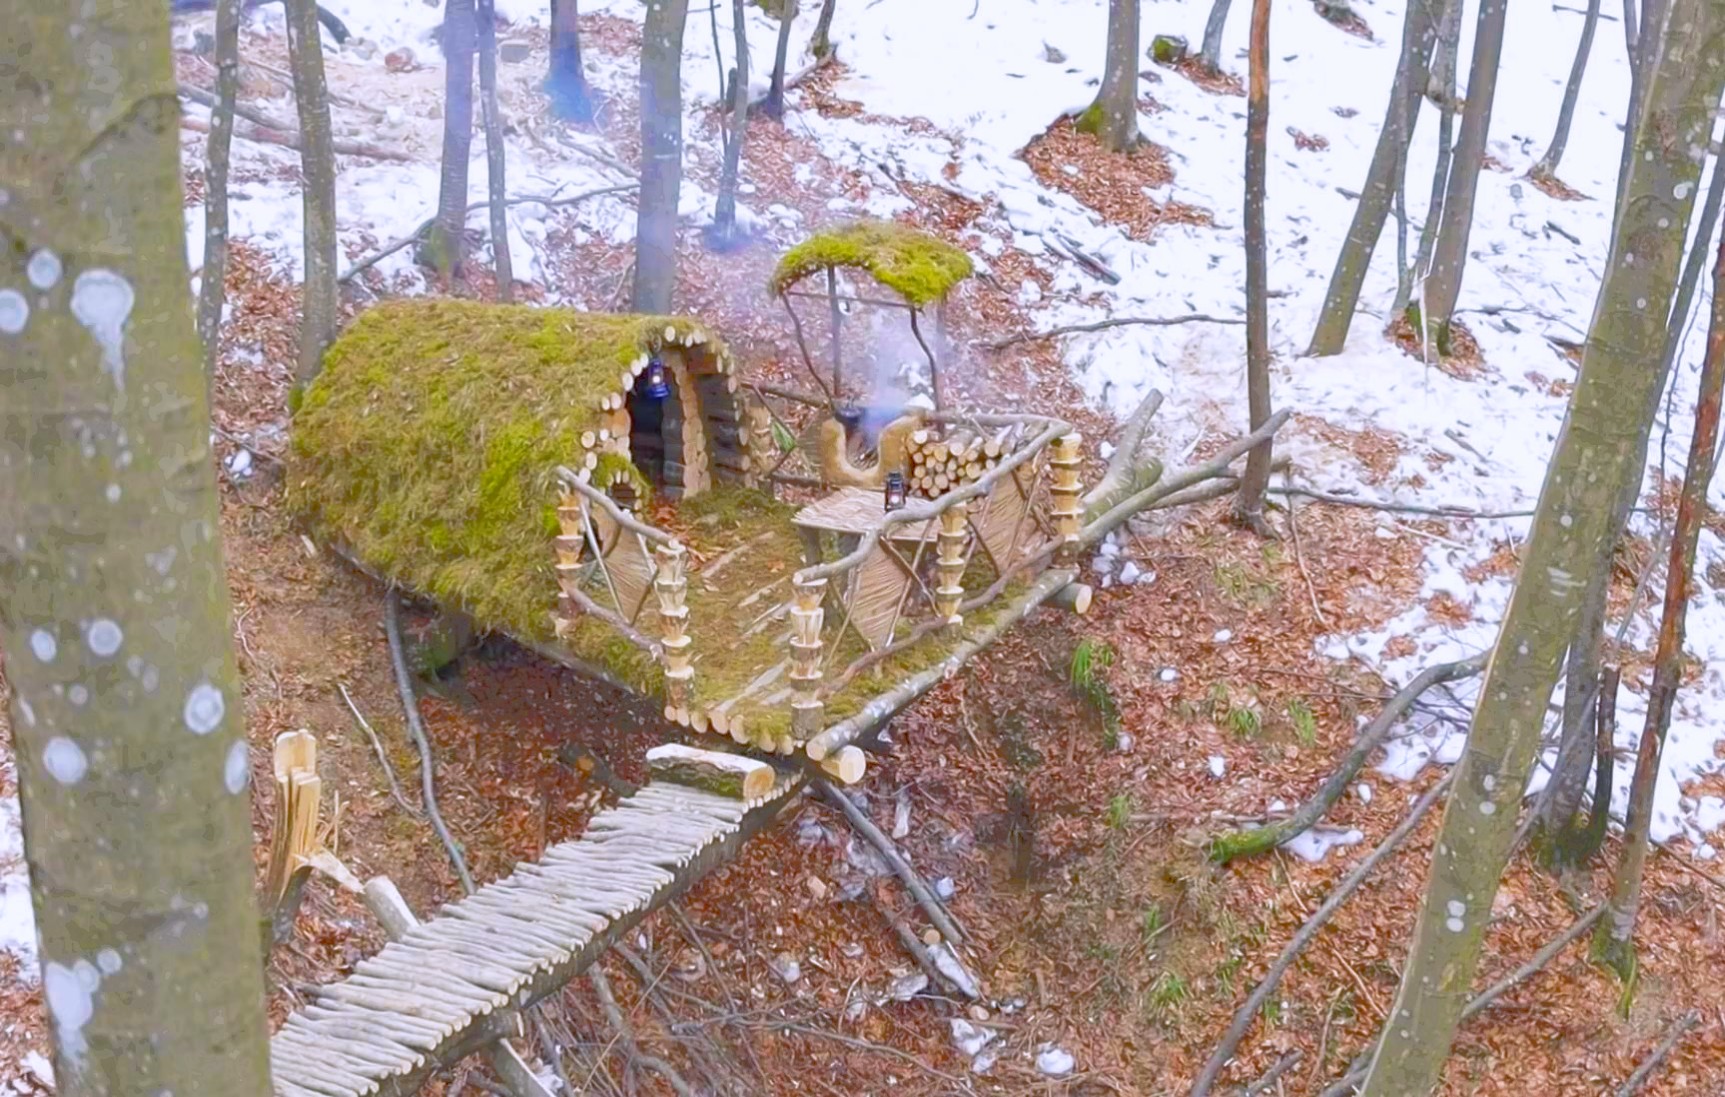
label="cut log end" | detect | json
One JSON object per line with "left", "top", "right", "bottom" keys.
{"left": 816, "top": 745, "right": 867, "bottom": 785}
{"left": 1050, "top": 581, "right": 1094, "bottom": 615}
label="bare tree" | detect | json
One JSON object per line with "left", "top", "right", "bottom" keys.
{"left": 1200, "top": 0, "right": 1233, "bottom": 72}
{"left": 811, "top": 0, "right": 839, "bottom": 59}
{"left": 761, "top": 0, "right": 799, "bottom": 121}
{"left": 1594, "top": 209, "right": 1725, "bottom": 979}
{"left": 708, "top": 0, "right": 752, "bottom": 250}
{"left": 1357, "top": 0, "right": 1725, "bottom": 1087}
{"left": 1394, "top": 0, "right": 1462, "bottom": 317}
{"left": 285, "top": 0, "right": 337, "bottom": 383}
{"left": 427, "top": 0, "right": 478, "bottom": 277}
{"left": 1307, "top": 0, "right": 1436, "bottom": 355}
{"left": 197, "top": 0, "right": 242, "bottom": 373}
{"left": 1533, "top": 0, "right": 1602, "bottom": 180}
{"left": 1, "top": 4, "right": 275, "bottom": 1092}
{"left": 633, "top": 0, "right": 691, "bottom": 312}
{"left": 547, "top": 0, "right": 596, "bottom": 123}
{"left": 1234, "top": 0, "right": 1272, "bottom": 531}
{"left": 1077, "top": 0, "right": 1142, "bottom": 151}
{"left": 1420, "top": 0, "right": 1510, "bottom": 346}
{"left": 476, "top": 0, "right": 513, "bottom": 299}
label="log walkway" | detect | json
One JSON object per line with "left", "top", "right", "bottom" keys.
{"left": 269, "top": 773, "right": 800, "bottom": 1096}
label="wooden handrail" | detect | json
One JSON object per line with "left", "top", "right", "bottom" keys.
{"left": 554, "top": 466, "right": 680, "bottom": 547}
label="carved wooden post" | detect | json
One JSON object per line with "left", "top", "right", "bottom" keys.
{"left": 656, "top": 542, "right": 693, "bottom": 713}
{"left": 747, "top": 401, "right": 776, "bottom": 491}
{"left": 551, "top": 490, "right": 589, "bottom": 635}
{"left": 1049, "top": 432, "right": 1084, "bottom": 562}
{"left": 934, "top": 501, "right": 968, "bottom": 625}
{"left": 789, "top": 574, "right": 827, "bottom": 738}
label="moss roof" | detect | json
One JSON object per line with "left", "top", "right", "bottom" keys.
{"left": 768, "top": 220, "right": 974, "bottom": 307}
{"left": 287, "top": 298, "right": 728, "bottom": 645}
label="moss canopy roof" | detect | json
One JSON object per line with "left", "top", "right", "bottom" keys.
{"left": 768, "top": 220, "right": 974, "bottom": 307}
{"left": 288, "top": 298, "right": 728, "bottom": 645}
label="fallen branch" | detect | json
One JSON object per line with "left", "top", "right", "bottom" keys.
{"left": 747, "top": 54, "right": 834, "bottom": 109}
{"left": 384, "top": 592, "right": 476, "bottom": 894}
{"left": 178, "top": 111, "right": 412, "bottom": 162}
{"left": 1616, "top": 1009, "right": 1700, "bottom": 1097}
{"left": 870, "top": 892, "right": 979, "bottom": 999}
{"left": 1189, "top": 770, "right": 1455, "bottom": 1097}
{"left": 1242, "top": 1050, "right": 1301, "bottom": 1096}
{"left": 1082, "top": 388, "right": 1166, "bottom": 523}
{"left": 1316, "top": 904, "right": 1606, "bottom": 1097}
{"left": 987, "top": 314, "right": 1244, "bottom": 350}
{"left": 1271, "top": 485, "right": 1540, "bottom": 520}
{"left": 1208, "top": 653, "right": 1486, "bottom": 862}
{"left": 338, "top": 682, "right": 424, "bottom": 820}
{"left": 816, "top": 779, "right": 967, "bottom": 945}
{"left": 589, "top": 965, "right": 697, "bottom": 1097}
{"left": 340, "top": 184, "right": 638, "bottom": 284}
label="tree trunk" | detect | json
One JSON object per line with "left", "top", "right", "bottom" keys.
{"left": 428, "top": 0, "right": 477, "bottom": 277}
{"left": 197, "top": 0, "right": 242, "bottom": 374}
{"left": 1077, "top": 0, "right": 1141, "bottom": 152}
{"left": 812, "top": 0, "right": 838, "bottom": 59}
{"left": 708, "top": 0, "right": 751, "bottom": 250}
{"left": 1357, "top": 1, "right": 1725, "bottom": 1088}
{"left": 1233, "top": 0, "right": 1272, "bottom": 530}
{"left": 476, "top": 0, "right": 513, "bottom": 300}
{"left": 1534, "top": 0, "right": 1602, "bottom": 179}
{"left": 762, "top": 0, "right": 798, "bottom": 120}
{"left": 1397, "top": 0, "right": 1461, "bottom": 317}
{"left": 1421, "top": 0, "right": 1510, "bottom": 344}
{"left": 633, "top": 0, "right": 690, "bottom": 313}
{"left": 547, "top": 0, "right": 595, "bottom": 123}
{"left": 1200, "top": 0, "right": 1233, "bottom": 71}
{"left": 285, "top": 0, "right": 337, "bottom": 384}
{"left": 1594, "top": 205, "right": 1725, "bottom": 980}
{"left": 0, "top": 6, "right": 275, "bottom": 1094}
{"left": 1306, "top": 0, "right": 1436, "bottom": 355}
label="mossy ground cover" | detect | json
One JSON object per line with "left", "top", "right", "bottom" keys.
{"left": 768, "top": 220, "right": 973, "bottom": 307}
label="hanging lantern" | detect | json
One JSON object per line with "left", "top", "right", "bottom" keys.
{"left": 643, "top": 353, "right": 671, "bottom": 400}
{"left": 883, "top": 470, "right": 907, "bottom": 512}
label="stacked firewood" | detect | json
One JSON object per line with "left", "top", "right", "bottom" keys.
{"left": 904, "top": 427, "right": 1012, "bottom": 499}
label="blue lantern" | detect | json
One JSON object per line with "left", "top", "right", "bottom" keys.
{"left": 644, "top": 353, "right": 671, "bottom": 400}
{"left": 884, "top": 471, "right": 907, "bottom": 512}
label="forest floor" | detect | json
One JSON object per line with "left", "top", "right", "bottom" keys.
{"left": 4, "top": 0, "right": 1725, "bottom": 1094}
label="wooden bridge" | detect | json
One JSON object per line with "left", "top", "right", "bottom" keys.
{"left": 268, "top": 761, "right": 799, "bottom": 1097}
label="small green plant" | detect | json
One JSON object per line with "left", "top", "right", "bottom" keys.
{"left": 1260, "top": 998, "right": 1283, "bottom": 1026}
{"left": 1214, "top": 560, "right": 1279, "bottom": 606}
{"left": 771, "top": 421, "right": 797, "bottom": 453}
{"left": 1286, "top": 697, "right": 1318, "bottom": 746}
{"left": 1213, "top": 952, "right": 1244, "bottom": 996}
{"left": 1145, "top": 971, "right": 1189, "bottom": 1019}
{"left": 1070, "top": 637, "right": 1123, "bottom": 748}
{"left": 1140, "top": 903, "right": 1166, "bottom": 944}
{"left": 1226, "top": 705, "right": 1262, "bottom": 739}
{"left": 1106, "top": 792, "right": 1134, "bottom": 830}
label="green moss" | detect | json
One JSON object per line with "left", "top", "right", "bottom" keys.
{"left": 1074, "top": 101, "right": 1106, "bottom": 136}
{"left": 769, "top": 220, "right": 974, "bottom": 307}
{"left": 288, "top": 297, "right": 729, "bottom": 651}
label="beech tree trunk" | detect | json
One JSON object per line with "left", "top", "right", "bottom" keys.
{"left": 811, "top": 0, "right": 838, "bottom": 59}
{"left": 476, "top": 0, "right": 513, "bottom": 299}
{"left": 1397, "top": 0, "right": 1461, "bottom": 316}
{"left": 285, "top": 0, "right": 337, "bottom": 383}
{"left": 1200, "top": 0, "right": 1233, "bottom": 71}
{"left": 1234, "top": 0, "right": 1272, "bottom": 529}
{"left": 547, "top": 0, "right": 595, "bottom": 123}
{"left": 1307, "top": 0, "right": 1436, "bottom": 355}
{"left": 197, "top": 0, "right": 242, "bottom": 373}
{"left": 1534, "top": 0, "right": 1602, "bottom": 179}
{"left": 633, "top": 0, "right": 690, "bottom": 313}
{"left": 1594, "top": 205, "right": 1725, "bottom": 979}
{"left": 1421, "top": 0, "right": 1510, "bottom": 344}
{"left": 1, "top": 6, "right": 275, "bottom": 1093}
{"left": 428, "top": 0, "right": 477, "bottom": 277}
{"left": 1077, "top": 0, "right": 1141, "bottom": 151}
{"left": 762, "top": 0, "right": 798, "bottom": 120}
{"left": 1358, "top": 1, "right": 1725, "bottom": 1088}
{"left": 708, "top": 0, "right": 752, "bottom": 249}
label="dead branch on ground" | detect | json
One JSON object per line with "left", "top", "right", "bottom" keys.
{"left": 1616, "top": 1009, "right": 1700, "bottom": 1096}
{"left": 987, "top": 313, "right": 1245, "bottom": 350}
{"left": 178, "top": 110, "right": 412, "bottom": 162}
{"left": 816, "top": 779, "right": 967, "bottom": 944}
{"left": 338, "top": 682, "right": 424, "bottom": 820}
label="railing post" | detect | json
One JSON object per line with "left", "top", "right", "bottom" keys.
{"left": 1049, "top": 432, "right": 1084, "bottom": 562}
{"left": 655, "top": 542, "right": 693, "bottom": 713}
{"left": 789, "top": 575, "right": 827, "bottom": 738}
{"left": 934, "top": 501, "right": 968, "bottom": 625}
{"left": 552, "top": 490, "right": 588, "bottom": 626}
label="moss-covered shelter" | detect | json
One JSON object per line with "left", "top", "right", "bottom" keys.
{"left": 768, "top": 219, "right": 973, "bottom": 308}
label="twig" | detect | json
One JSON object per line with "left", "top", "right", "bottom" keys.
{"left": 1283, "top": 474, "right": 1329, "bottom": 629}
{"left": 338, "top": 683, "right": 424, "bottom": 820}
{"left": 1272, "top": 485, "right": 1539, "bottom": 520}
{"left": 1189, "top": 770, "right": 1455, "bottom": 1097}
{"left": 1242, "top": 1050, "right": 1302, "bottom": 1096}
{"left": 177, "top": 110, "right": 412, "bottom": 162}
{"left": 987, "top": 313, "right": 1245, "bottom": 350}
{"left": 589, "top": 965, "right": 697, "bottom": 1097}
{"left": 816, "top": 779, "right": 967, "bottom": 945}
{"left": 384, "top": 593, "right": 475, "bottom": 894}
{"left": 1208, "top": 653, "right": 1486, "bottom": 862}
{"left": 1615, "top": 1009, "right": 1700, "bottom": 1096}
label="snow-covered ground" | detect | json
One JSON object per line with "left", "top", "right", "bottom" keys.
{"left": 5, "top": 0, "right": 1725, "bottom": 999}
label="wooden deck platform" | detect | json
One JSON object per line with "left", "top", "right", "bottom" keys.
{"left": 269, "top": 774, "right": 800, "bottom": 1097}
